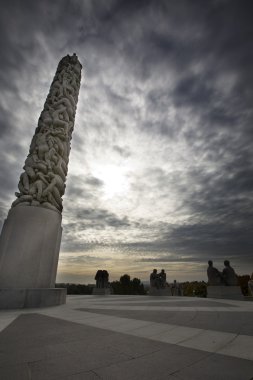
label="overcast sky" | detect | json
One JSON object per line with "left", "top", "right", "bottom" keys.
{"left": 0, "top": 0, "right": 252, "bottom": 283}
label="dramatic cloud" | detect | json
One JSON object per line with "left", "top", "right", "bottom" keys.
{"left": 0, "top": 0, "right": 253, "bottom": 283}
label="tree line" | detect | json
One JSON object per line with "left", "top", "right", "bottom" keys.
{"left": 56, "top": 274, "right": 251, "bottom": 297}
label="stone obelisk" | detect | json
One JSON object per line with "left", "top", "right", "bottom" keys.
{"left": 0, "top": 54, "right": 82, "bottom": 308}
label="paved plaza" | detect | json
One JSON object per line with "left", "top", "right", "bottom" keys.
{"left": 0, "top": 295, "right": 253, "bottom": 379}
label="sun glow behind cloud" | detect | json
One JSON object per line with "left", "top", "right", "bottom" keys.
{"left": 92, "top": 163, "right": 130, "bottom": 199}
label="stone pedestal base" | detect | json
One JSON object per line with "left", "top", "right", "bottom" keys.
{"left": 207, "top": 286, "right": 243, "bottom": 300}
{"left": 0, "top": 288, "right": 66, "bottom": 309}
{"left": 149, "top": 287, "right": 172, "bottom": 296}
{"left": 92, "top": 288, "right": 111, "bottom": 295}
{"left": 0, "top": 206, "right": 62, "bottom": 288}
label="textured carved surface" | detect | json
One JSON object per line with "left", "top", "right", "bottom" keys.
{"left": 12, "top": 54, "right": 82, "bottom": 213}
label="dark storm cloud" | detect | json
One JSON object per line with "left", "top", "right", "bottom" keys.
{"left": 0, "top": 104, "right": 25, "bottom": 206}
{"left": 73, "top": 207, "right": 130, "bottom": 228}
{"left": 140, "top": 1, "right": 253, "bottom": 141}
{"left": 0, "top": 202, "right": 9, "bottom": 231}
{"left": 167, "top": 222, "right": 253, "bottom": 258}
{"left": 60, "top": 254, "right": 112, "bottom": 265}
{"left": 133, "top": 156, "right": 253, "bottom": 263}
{"left": 139, "top": 256, "right": 204, "bottom": 264}
{"left": 121, "top": 218, "right": 253, "bottom": 266}
{"left": 173, "top": 75, "right": 214, "bottom": 108}
{"left": 61, "top": 206, "right": 130, "bottom": 252}
{"left": 60, "top": 239, "right": 96, "bottom": 254}
{"left": 65, "top": 174, "right": 103, "bottom": 199}
{"left": 0, "top": 106, "right": 14, "bottom": 138}
{"left": 61, "top": 205, "right": 131, "bottom": 252}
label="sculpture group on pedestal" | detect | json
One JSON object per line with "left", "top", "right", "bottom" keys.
{"left": 207, "top": 260, "right": 243, "bottom": 299}
{"left": 150, "top": 269, "right": 167, "bottom": 289}
{"left": 149, "top": 269, "right": 181, "bottom": 296}
{"left": 207, "top": 260, "right": 238, "bottom": 286}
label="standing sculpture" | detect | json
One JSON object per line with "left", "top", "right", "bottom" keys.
{"left": 0, "top": 54, "right": 82, "bottom": 308}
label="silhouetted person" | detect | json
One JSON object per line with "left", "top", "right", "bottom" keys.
{"left": 102, "top": 270, "right": 109, "bottom": 288}
{"left": 207, "top": 260, "right": 222, "bottom": 285}
{"left": 158, "top": 269, "right": 166, "bottom": 288}
{"left": 222, "top": 260, "right": 238, "bottom": 286}
{"left": 95, "top": 270, "right": 103, "bottom": 288}
{"left": 150, "top": 269, "right": 159, "bottom": 288}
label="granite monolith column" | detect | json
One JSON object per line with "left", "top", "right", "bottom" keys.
{"left": 0, "top": 54, "right": 82, "bottom": 308}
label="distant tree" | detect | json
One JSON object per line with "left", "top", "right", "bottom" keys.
{"left": 194, "top": 281, "right": 207, "bottom": 297}
{"left": 111, "top": 274, "right": 146, "bottom": 295}
{"left": 119, "top": 274, "right": 131, "bottom": 294}
{"left": 110, "top": 280, "right": 121, "bottom": 294}
{"left": 182, "top": 281, "right": 207, "bottom": 297}
{"left": 56, "top": 283, "right": 93, "bottom": 295}
{"left": 132, "top": 277, "right": 145, "bottom": 295}
{"left": 120, "top": 274, "right": 131, "bottom": 285}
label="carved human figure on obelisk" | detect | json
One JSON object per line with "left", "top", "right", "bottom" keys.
{"left": 0, "top": 54, "right": 82, "bottom": 308}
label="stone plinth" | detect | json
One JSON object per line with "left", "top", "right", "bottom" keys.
{"left": 149, "top": 287, "right": 172, "bottom": 296}
{"left": 0, "top": 206, "right": 62, "bottom": 288}
{"left": 92, "top": 288, "right": 111, "bottom": 295}
{"left": 0, "top": 206, "right": 63, "bottom": 308}
{"left": 207, "top": 286, "right": 243, "bottom": 300}
{"left": 0, "top": 288, "right": 66, "bottom": 309}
